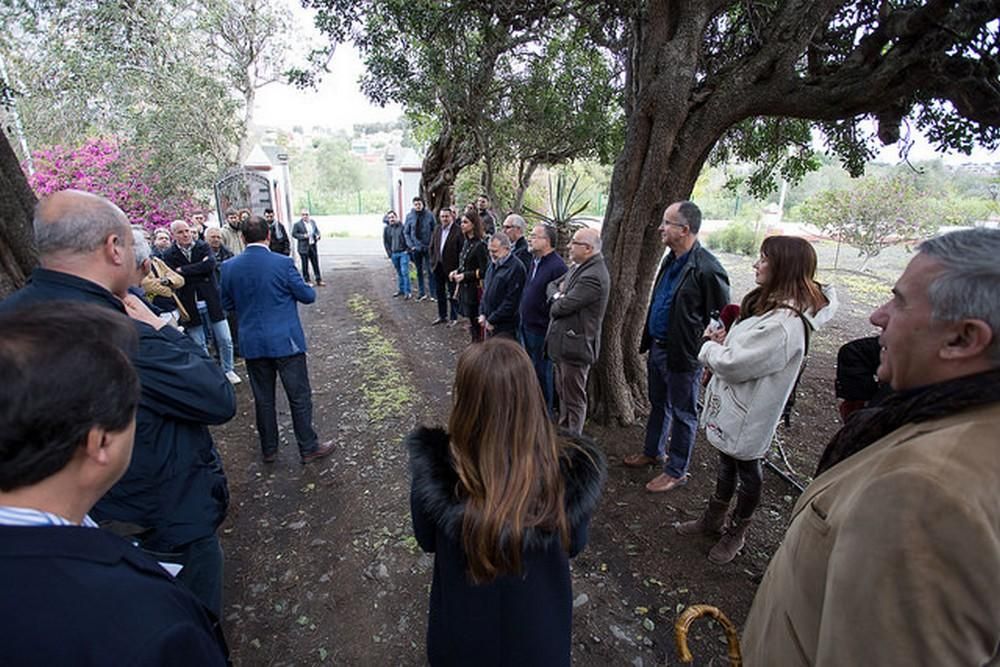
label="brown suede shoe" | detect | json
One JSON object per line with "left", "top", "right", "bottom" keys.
{"left": 301, "top": 440, "right": 334, "bottom": 464}
{"left": 623, "top": 453, "right": 666, "bottom": 468}
{"left": 645, "top": 472, "right": 690, "bottom": 493}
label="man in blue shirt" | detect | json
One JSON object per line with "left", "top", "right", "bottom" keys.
{"left": 625, "top": 201, "right": 730, "bottom": 492}
{"left": 0, "top": 304, "right": 229, "bottom": 665}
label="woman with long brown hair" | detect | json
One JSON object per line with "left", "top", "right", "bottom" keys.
{"left": 676, "top": 235, "right": 837, "bottom": 564}
{"left": 407, "top": 338, "right": 606, "bottom": 666}
{"left": 449, "top": 209, "right": 489, "bottom": 342}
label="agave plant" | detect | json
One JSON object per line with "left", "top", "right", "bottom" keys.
{"left": 523, "top": 172, "right": 591, "bottom": 259}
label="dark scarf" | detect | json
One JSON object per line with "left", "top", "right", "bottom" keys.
{"left": 816, "top": 367, "right": 1000, "bottom": 476}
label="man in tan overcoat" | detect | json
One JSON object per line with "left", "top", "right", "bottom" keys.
{"left": 742, "top": 227, "right": 1000, "bottom": 665}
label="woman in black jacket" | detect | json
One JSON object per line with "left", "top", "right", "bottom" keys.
{"left": 407, "top": 338, "right": 606, "bottom": 667}
{"left": 448, "top": 210, "right": 489, "bottom": 342}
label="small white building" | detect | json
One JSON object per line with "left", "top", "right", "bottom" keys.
{"left": 384, "top": 145, "right": 423, "bottom": 216}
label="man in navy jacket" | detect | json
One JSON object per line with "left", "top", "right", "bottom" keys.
{"left": 0, "top": 190, "right": 235, "bottom": 620}
{"left": 404, "top": 196, "right": 435, "bottom": 300}
{"left": 221, "top": 215, "right": 334, "bottom": 465}
{"left": 0, "top": 304, "right": 228, "bottom": 666}
{"left": 479, "top": 233, "right": 526, "bottom": 338}
{"left": 519, "top": 223, "right": 567, "bottom": 411}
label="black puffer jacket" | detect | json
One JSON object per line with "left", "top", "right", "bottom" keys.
{"left": 407, "top": 426, "right": 606, "bottom": 667}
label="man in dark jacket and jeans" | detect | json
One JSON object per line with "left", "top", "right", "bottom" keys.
{"left": 479, "top": 233, "right": 526, "bottom": 338}
{"left": 404, "top": 197, "right": 435, "bottom": 300}
{"left": 625, "top": 200, "right": 730, "bottom": 493}
{"left": 0, "top": 190, "right": 235, "bottom": 619}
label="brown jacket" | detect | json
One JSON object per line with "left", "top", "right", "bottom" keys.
{"left": 742, "top": 401, "right": 1000, "bottom": 666}
{"left": 544, "top": 253, "right": 610, "bottom": 367}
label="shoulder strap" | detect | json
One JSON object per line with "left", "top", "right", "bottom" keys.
{"left": 776, "top": 304, "right": 812, "bottom": 356}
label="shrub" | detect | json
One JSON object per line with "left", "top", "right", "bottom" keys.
{"left": 26, "top": 138, "right": 197, "bottom": 231}
{"left": 707, "top": 220, "right": 760, "bottom": 255}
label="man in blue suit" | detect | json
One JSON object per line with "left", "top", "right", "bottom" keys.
{"left": 221, "top": 215, "right": 334, "bottom": 465}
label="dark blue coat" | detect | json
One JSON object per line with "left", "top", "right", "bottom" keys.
{"left": 519, "top": 252, "right": 568, "bottom": 336}
{"left": 220, "top": 244, "right": 315, "bottom": 359}
{"left": 0, "top": 269, "right": 235, "bottom": 551}
{"left": 162, "top": 239, "right": 226, "bottom": 324}
{"left": 407, "top": 427, "right": 606, "bottom": 667}
{"left": 480, "top": 254, "right": 527, "bottom": 335}
{"left": 0, "top": 525, "right": 228, "bottom": 665}
{"left": 404, "top": 208, "right": 435, "bottom": 250}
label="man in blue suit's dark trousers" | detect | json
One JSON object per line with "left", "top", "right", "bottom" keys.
{"left": 221, "top": 216, "right": 334, "bottom": 465}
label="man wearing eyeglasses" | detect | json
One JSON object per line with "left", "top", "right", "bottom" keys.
{"left": 545, "top": 227, "right": 610, "bottom": 435}
{"left": 626, "top": 201, "right": 730, "bottom": 493}
{"left": 520, "top": 223, "right": 567, "bottom": 412}
{"left": 502, "top": 214, "right": 532, "bottom": 271}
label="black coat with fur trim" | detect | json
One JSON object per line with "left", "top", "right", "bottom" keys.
{"left": 407, "top": 426, "right": 606, "bottom": 667}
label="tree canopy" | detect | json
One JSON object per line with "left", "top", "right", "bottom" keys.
{"left": 306, "top": 0, "right": 622, "bottom": 212}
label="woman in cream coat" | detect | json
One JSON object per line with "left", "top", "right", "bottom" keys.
{"left": 675, "top": 235, "right": 837, "bottom": 563}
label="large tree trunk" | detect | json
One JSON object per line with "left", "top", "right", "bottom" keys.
{"left": 590, "top": 2, "right": 729, "bottom": 426}
{"left": 0, "top": 131, "right": 38, "bottom": 299}
{"left": 419, "top": 125, "right": 479, "bottom": 215}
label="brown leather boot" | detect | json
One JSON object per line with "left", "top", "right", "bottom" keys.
{"left": 674, "top": 497, "right": 730, "bottom": 536}
{"left": 708, "top": 516, "right": 752, "bottom": 564}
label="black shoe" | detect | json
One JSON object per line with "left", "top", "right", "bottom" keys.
{"left": 392, "top": 292, "right": 403, "bottom": 298}
{"left": 418, "top": 294, "right": 428, "bottom": 301}
{"left": 262, "top": 451, "right": 277, "bottom": 464}
{"left": 301, "top": 440, "right": 334, "bottom": 464}
{"left": 431, "top": 317, "right": 446, "bottom": 325}
{"left": 404, "top": 294, "right": 413, "bottom": 300}
{"left": 316, "top": 280, "right": 326, "bottom": 287}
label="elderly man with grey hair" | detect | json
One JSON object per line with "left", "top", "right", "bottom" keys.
{"left": 502, "top": 213, "right": 532, "bottom": 270}
{"left": 742, "top": 227, "right": 1000, "bottom": 666}
{"left": 545, "top": 226, "right": 610, "bottom": 434}
{"left": 479, "top": 232, "right": 526, "bottom": 338}
{"left": 0, "top": 189, "right": 235, "bottom": 619}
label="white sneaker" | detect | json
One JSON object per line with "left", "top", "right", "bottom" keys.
{"left": 225, "top": 371, "right": 242, "bottom": 385}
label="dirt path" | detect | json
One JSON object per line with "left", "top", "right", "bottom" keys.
{"left": 214, "top": 249, "right": 881, "bottom": 666}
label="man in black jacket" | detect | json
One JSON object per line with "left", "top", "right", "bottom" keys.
{"left": 479, "top": 233, "right": 526, "bottom": 338}
{"left": 625, "top": 200, "right": 730, "bottom": 493}
{"left": 265, "top": 208, "right": 291, "bottom": 255}
{"left": 0, "top": 190, "right": 235, "bottom": 619}
{"left": 163, "top": 220, "right": 241, "bottom": 385}
{"left": 502, "top": 213, "right": 532, "bottom": 271}
{"left": 429, "top": 207, "right": 463, "bottom": 325}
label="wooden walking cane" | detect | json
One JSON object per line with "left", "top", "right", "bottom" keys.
{"left": 675, "top": 604, "right": 743, "bottom": 666}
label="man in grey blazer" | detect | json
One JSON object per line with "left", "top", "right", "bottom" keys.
{"left": 545, "top": 227, "right": 611, "bottom": 434}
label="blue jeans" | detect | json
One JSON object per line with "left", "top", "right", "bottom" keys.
{"left": 410, "top": 248, "right": 430, "bottom": 297}
{"left": 187, "top": 314, "right": 235, "bottom": 374}
{"left": 520, "top": 325, "right": 554, "bottom": 412}
{"left": 391, "top": 252, "right": 411, "bottom": 295}
{"left": 643, "top": 345, "right": 701, "bottom": 478}
{"left": 245, "top": 353, "right": 319, "bottom": 458}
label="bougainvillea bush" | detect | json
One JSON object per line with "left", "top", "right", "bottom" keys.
{"left": 26, "top": 138, "right": 199, "bottom": 231}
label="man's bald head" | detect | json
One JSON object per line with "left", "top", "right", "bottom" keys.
{"left": 34, "top": 190, "right": 130, "bottom": 258}
{"left": 577, "top": 227, "right": 602, "bottom": 252}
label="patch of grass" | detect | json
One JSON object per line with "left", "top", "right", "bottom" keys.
{"left": 346, "top": 294, "right": 415, "bottom": 423}
{"left": 831, "top": 271, "right": 890, "bottom": 307}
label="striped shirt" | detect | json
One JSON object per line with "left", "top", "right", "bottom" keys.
{"left": 0, "top": 505, "right": 98, "bottom": 528}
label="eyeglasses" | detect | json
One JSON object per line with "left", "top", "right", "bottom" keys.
{"left": 661, "top": 221, "right": 687, "bottom": 229}
{"left": 502, "top": 224, "right": 515, "bottom": 230}
{"left": 570, "top": 240, "right": 591, "bottom": 247}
